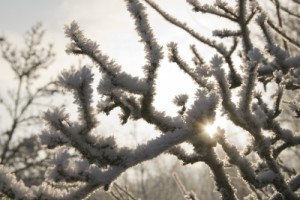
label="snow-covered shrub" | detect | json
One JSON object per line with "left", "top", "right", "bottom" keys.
{"left": 1, "top": 0, "right": 300, "bottom": 199}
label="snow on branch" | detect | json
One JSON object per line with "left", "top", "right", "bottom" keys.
{"left": 167, "top": 42, "right": 210, "bottom": 88}
{"left": 65, "top": 22, "right": 148, "bottom": 95}
{"left": 186, "top": 0, "right": 238, "bottom": 21}
{"left": 59, "top": 66, "right": 96, "bottom": 131}
{"left": 0, "top": 165, "right": 34, "bottom": 199}
{"left": 125, "top": 0, "right": 163, "bottom": 70}
{"left": 144, "top": 0, "right": 228, "bottom": 55}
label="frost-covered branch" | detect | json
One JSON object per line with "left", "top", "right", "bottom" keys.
{"left": 0, "top": 24, "right": 58, "bottom": 187}
{"left": 1, "top": 0, "right": 300, "bottom": 199}
{"left": 144, "top": 0, "right": 228, "bottom": 55}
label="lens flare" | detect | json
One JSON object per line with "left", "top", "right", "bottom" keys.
{"left": 204, "top": 123, "right": 218, "bottom": 137}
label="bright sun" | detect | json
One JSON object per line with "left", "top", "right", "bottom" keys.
{"left": 204, "top": 122, "right": 249, "bottom": 146}
{"left": 201, "top": 112, "right": 250, "bottom": 146}
{"left": 204, "top": 123, "right": 218, "bottom": 138}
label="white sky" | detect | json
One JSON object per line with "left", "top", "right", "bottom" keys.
{"left": 0, "top": 0, "right": 243, "bottom": 145}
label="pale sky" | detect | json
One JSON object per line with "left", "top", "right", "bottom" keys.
{"left": 0, "top": 1, "right": 61, "bottom": 32}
